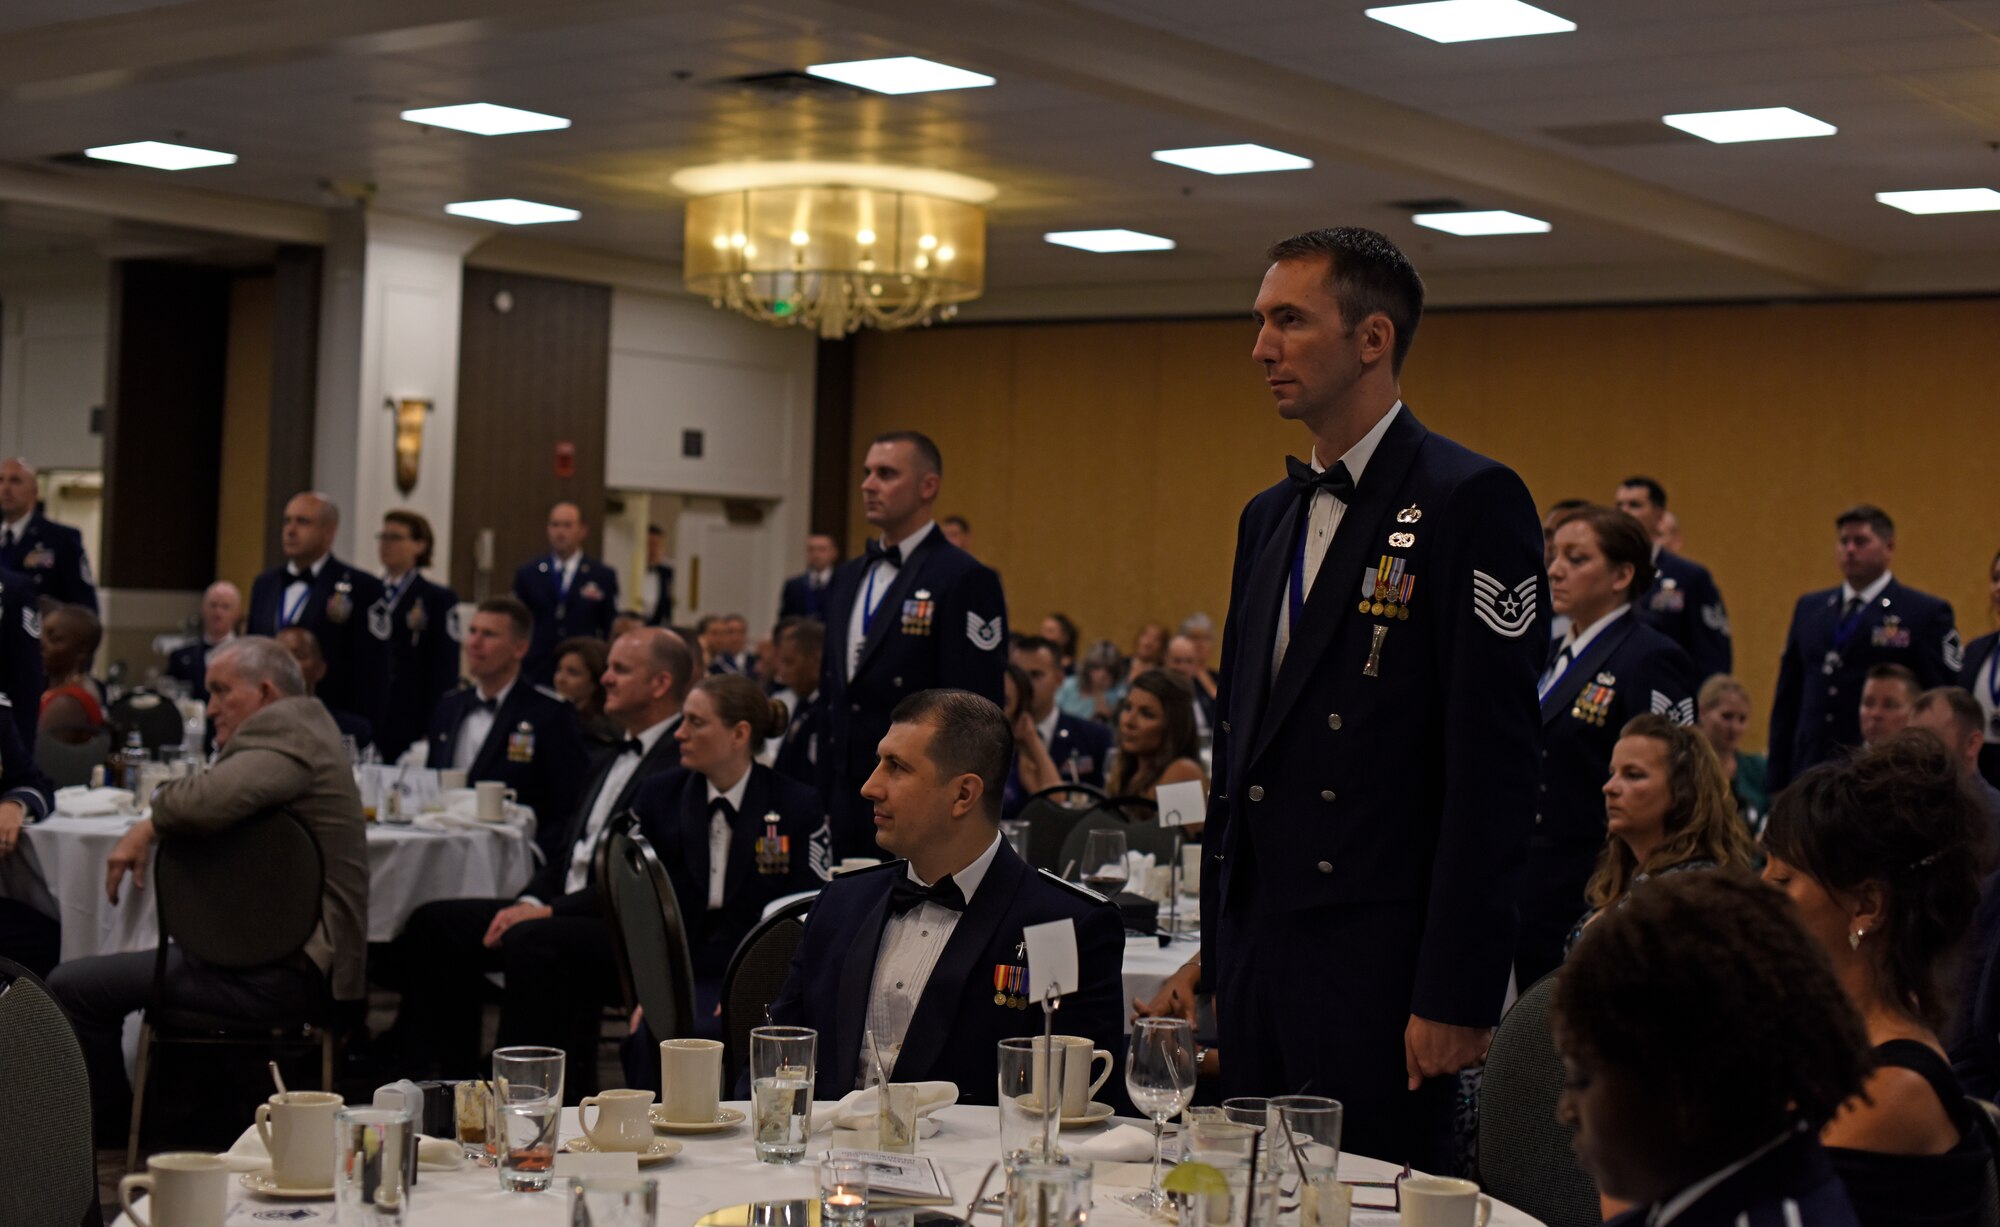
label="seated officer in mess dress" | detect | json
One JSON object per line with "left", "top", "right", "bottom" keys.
{"left": 425, "top": 598, "right": 588, "bottom": 861}
{"left": 1614, "top": 477, "right": 1732, "bottom": 684}
{"left": 0, "top": 458, "right": 97, "bottom": 612}
{"left": 1957, "top": 547, "right": 2000, "bottom": 789}
{"left": 1520, "top": 505, "right": 1696, "bottom": 989}
{"left": 1768, "top": 504, "right": 1959, "bottom": 792}
{"left": 771, "top": 618, "right": 827, "bottom": 788}
{"left": 247, "top": 492, "right": 390, "bottom": 735}
{"left": 1010, "top": 634, "right": 1111, "bottom": 790}
{"left": 624, "top": 674, "right": 830, "bottom": 1082}
{"left": 768, "top": 689, "right": 1123, "bottom": 1101}
{"left": 385, "top": 628, "right": 688, "bottom": 1098}
{"left": 514, "top": 501, "right": 619, "bottom": 686}
{"left": 373, "top": 509, "right": 462, "bottom": 761}
{"left": 820, "top": 432, "right": 1008, "bottom": 857}
{"left": 164, "top": 582, "right": 241, "bottom": 702}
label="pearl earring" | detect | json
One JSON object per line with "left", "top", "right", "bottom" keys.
{"left": 1849, "top": 928, "right": 1867, "bottom": 950}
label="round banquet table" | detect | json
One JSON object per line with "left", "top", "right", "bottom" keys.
{"left": 0, "top": 811, "right": 535, "bottom": 963}
{"left": 116, "top": 1103, "right": 1545, "bottom": 1226}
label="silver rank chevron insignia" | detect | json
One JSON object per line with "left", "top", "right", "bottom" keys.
{"left": 1471, "top": 570, "right": 1537, "bottom": 638}
{"left": 966, "top": 612, "right": 1004, "bottom": 651}
{"left": 1651, "top": 691, "right": 1695, "bottom": 726}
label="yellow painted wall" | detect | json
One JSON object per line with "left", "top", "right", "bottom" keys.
{"left": 852, "top": 298, "right": 2000, "bottom": 748}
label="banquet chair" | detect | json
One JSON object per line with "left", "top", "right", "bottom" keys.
{"left": 1018, "top": 782, "right": 1107, "bottom": 871}
{"left": 130, "top": 806, "right": 332, "bottom": 1171}
{"left": 600, "top": 814, "right": 697, "bottom": 1046}
{"left": 35, "top": 727, "right": 112, "bottom": 788}
{"left": 106, "top": 689, "right": 185, "bottom": 754}
{"left": 1055, "top": 797, "right": 1184, "bottom": 881}
{"left": 720, "top": 895, "right": 814, "bottom": 1091}
{"left": 1474, "top": 972, "right": 1600, "bottom": 1227}
{"left": 1967, "top": 1097, "right": 2000, "bottom": 1227}
{"left": 0, "top": 957, "right": 104, "bottom": 1227}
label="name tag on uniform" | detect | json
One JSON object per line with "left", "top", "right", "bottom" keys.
{"left": 507, "top": 721, "right": 536, "bottom": 763}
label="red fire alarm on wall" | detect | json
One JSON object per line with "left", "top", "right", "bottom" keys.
{"left": 553, "top": 441, "right": 576, "bottom": 478}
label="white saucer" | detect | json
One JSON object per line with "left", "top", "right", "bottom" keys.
{"left": 651, "top": 1105, "right": 747, "bottom": 1133}
{"left": 563, "top": 1136, "right": 683, "bottom": 1165}
{"left": 238, "top": 1170, "right": 335, "bottom": 1198}
{"left": 1060, "top": 1102, "right": 1117, "bottom": 1128}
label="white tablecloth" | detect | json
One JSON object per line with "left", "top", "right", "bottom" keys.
{"left": 114, "top": 1103, "right": 1544, "bottom": 1227}
{"left": 0, "top": 812, "right": 535, "bottom": 962}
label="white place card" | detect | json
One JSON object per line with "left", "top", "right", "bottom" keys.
{"left": 553, "top": 1150, "right": 639, "bottom": 1177}
{"left": 1023, "top": 918, "right": 1079, "bottom": 1002}
{"left": 1154, "top": 779, "right": 1207, "bottom": 828}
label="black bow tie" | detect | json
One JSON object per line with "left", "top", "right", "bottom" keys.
{"left": 471, "top": 695, "right": 498, "bottom": 713}
{"left": 1286, "top": 456, "right": 1357, "bottom": 503}
{"left": 865, "top": 540, "right": 903, "bottom": 568}
{"left": 708, "top": 796, "right": 736, "bottom": 821}
{"left": 620, "top": 738, "right": 644, "bottom": 756}
{"left": 889, "top": 874, "right": 966, "bottom": 916}
{"left": 287, "top": 566, "right": 310, "bottom": 580}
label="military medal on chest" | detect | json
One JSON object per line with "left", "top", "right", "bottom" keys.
{"left": 1572, "top": 672, "right": 1617, "bottom": 726}
{"left": 901, "top": 589, "right": 935, "bottom": 637}
{"left": 327, "top": 579, "right": 354, "bottom": 624}
{"left": 992, "top": 962, "right": 1028, "bottom": 1009}
{"left": 1358, "top": 554, "right": 1416, "bottom": 621}
{"left": 755, "top": 812, "right": 790, "bottom": 875}
{"left": 507, "top": 720, "right": 535, "bottom": 763}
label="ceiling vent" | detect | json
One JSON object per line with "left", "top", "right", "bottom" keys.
{"left": 1542, "top": 121, "right": 1699, "bottom": 148}
{"left": 705, "top": 70, "right": 869, "bottom": 102}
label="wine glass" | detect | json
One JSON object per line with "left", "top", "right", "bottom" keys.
{"left": 1080, "top": 829, "right": 1128, "bottom": 897}
{"left": 1121, "top": 1016, "right": 1196, "bottom": 1212}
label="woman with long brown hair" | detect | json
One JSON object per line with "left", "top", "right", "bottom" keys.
{"left": 1106, "top": 668, "right": 1205, "bottom": 802}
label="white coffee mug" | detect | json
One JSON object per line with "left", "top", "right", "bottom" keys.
{"left": 579, "top": 1088, "right": 656, "bottom": 1152}
{"left": 255, "top": 1089, "right": 343, "bottom": 1189}
{"left": 1034, "top": 1034, "right": 1113, "bottom": 1116}
{"left": 475, "top": 780, "right": 516, "bottom": 822}
{"left": 1401, "top": 1175, "right": 1493, "bottom": 1227}
{"left": 438, "top": 768, "right": 469, "bottom": 791}
{"left": 119, "top": 1151, "right": 228, "bottom": 1227}
{"left": 660, "top": 1037, "right": 724, "bottom": 1123}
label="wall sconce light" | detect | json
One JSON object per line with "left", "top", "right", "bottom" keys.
{"left": 385, "top": 397, "right": 432, "bottom": 494}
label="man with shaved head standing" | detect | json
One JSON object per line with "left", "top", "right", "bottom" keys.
{"left": 515, "top": 500, "right": 620, "bottom": 685}
{"left": 248, "top": 491, "right": 390, "bottom": 735}
{"left": 0, "top": 456, "right": 97, "bottom": 612}
{"left": 165, "top": 581, "right": 242, "bottom": 701}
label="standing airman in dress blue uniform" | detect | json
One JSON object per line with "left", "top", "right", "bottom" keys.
{"left": 0, "top": 460, "right": 98, "bottom": 613}
{"left": 779, "top": 535, "right": 840, "bottom": 623}
{"left": 246, "top": 492, "right": 390, "bottom": 736}
{"left": 1955, "top": 548, "right": 2000, "bottom": 788}
{"left": 373, "top": 510, "right": 462, "bottom": 761}
{"left": 1615, "top": 477, "right": 1731, "bottom": 683}
{"left": 1520, "top": 505, "right": 1697, "bottom": 989}
{"left": 514, "top": 502, "right": 618, "bottom": 686}
{"left": 1180, "top": 230, "right": 1546, "bottom": 1170}
{"left": 1769, "top": 505, "right": 1959, "bottom": 791}
{"left": 819, "top": 432, "right": 1007, "bottom": 858}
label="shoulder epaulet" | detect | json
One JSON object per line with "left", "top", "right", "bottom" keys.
{"left": 1037, "top": 869, "right": 1112, "bottom": 905}
{"left": 0, "top": 693, "right": 12, "bottom": 708}
{"left": 534, "top": 684, "right": 566, "bottom": 704}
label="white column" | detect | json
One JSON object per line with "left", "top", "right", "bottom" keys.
{"left": 312, "top": 211, "right": 484, "bottom": 573}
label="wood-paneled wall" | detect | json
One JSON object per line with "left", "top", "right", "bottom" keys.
{"left": 851, "top": 297, "right": 2000, "bottom": 748}
{"left": 450, "top": 268, "right": 611, "bottom": 598}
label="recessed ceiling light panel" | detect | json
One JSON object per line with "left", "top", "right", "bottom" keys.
{"left": 1151, "top": 144, "right": 1313, "bottom": 175}
{"left": 444, "top": 198, "right": 580, "bottom": 225}
{"left": 1411, "top": 210, "right": 1551, "bottom": 236}
{"left": 1364, "top": 0, "right": 1575, "bottom": 43}
{"left": 805, "top": 56, "right": 994, "bottom": 94}
{"left": 1875, "top": 188, "right": 2000, "bottom": 215}
{"left": 400, "top": 103, "right": 571, "bottom": 135}
{"left": 1661, "top": 107, "right": 1835, "bottom": 143}
{"left": 83, "top": 141, "right": 236, "bottom": 170}
{"left": 1044, "top": 229, "right": 1175, "bottom": 253}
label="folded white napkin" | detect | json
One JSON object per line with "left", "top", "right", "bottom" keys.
{"left": 226, "top": 1122, "right": 462, "bottom": 1171}
{"left": 52, "top": 786, "right": 138, "bottom": 818}
{"left": 811, "top": 1081, "right": 958, "bottom": 1135}
{"left": 1067, "top": 1123, "right": 1156, "bottom": 1162}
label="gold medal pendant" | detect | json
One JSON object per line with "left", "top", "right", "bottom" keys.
{"left": 1398, "top": 606, "right": 1410, "bottom": 621}
{"left": 995, "top": 992, "right": 1007, "bottom": 1006}
{"left": 1358, "top": 599, "right": 1373, "bottom": 613}
{"left": 1371, "top": 601, "right": 1385, "bottom": 616}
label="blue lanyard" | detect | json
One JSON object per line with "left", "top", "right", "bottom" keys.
{"left": 383, "top": 571, "right": 412, "bottom": 609}
{"left": 861, "top": 560, "right": 889, "bottom": 634}
{"left": 281, "top": 578, "right": 312, "bottom": 626}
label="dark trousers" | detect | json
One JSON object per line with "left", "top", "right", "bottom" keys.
{"left": 383, "top": 897, "right": 619, "bottom": 1102}
{"left": 47, "top": 947, "right": 321, "bottom": 1142}
{"left": 0, "top": 896, "right": 60, "bottom": 980}
{"left": 1215, "top": 890, "right": 1453, "bottom": 1172}
{"left": 1512, "top": 840, "right": 1601, "bottom": 992}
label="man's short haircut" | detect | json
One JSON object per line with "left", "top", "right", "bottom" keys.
{"left": 1178, "top": 612, "right": 1215, "bottom": 637}
{"left": 476, "top": 596, "right": 534, "bottom": 641}
{"left": 1915, "top": 687, "right": 1984, "bottom": 742}
{"left": 694, "top": 614, "right": 722, "bottom": 636}
{"left": 890, "top": 689, "right": 1012, "bottom": 821}
{"left": 211, "top": 635, "right": 308, "bottom": 697}
{"left": 872, "top": 430, "right": 944, "bottom": 477}
{"left": 943, "top": 514, "right": 970, "bottom": 532}
{"left": 1865, "top": 662, "right": 1920, "bottom": 696}
{"left": 784, "top": 618, "right": 826, "bottom": 655}
{"left": 1266, "top": 227, "right": 1425, "bottom": 375}
{"left": 1009, "top": 634, "right": 1062, "bottom": 666}
{"left": 639, "top": 629, "right": 696, "bottom": 702}
{"left": 722, "top": 613, "right": 747, "bottom": 627}
{"left": 1836, "top": 503, "right": 1895, "bottom": 541}
{"left": 1618, "top": 476, "right": 1667, "bottom": 510}
{"left": 275, "top": 624, "right": 324, "bottom": 667}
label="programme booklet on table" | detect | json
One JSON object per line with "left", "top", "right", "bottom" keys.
{"left": 825, "top": 1148, "right": 954, "bottom": 1205}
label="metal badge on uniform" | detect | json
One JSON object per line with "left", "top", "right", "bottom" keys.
{"left": 1822, "top": 650, "right": 1842, "bottom": 676}
{"left": 581, "top": 582, "right": 605, "bottom": 602}
{"left": 446, "top": 605, "right": 466, "bottom": 643}
{"left": 902, "top": 590, "right": 935, "bottom": 637}
{"left": 992, "top": 962, "right": 1029, "bottom": 1010}
{"left": 1572, "top": 672, "right": 1617, "bottom": 726}
{"left": 407, "top": 599, "right": 428, "bottom": 634}
{"left": 1388, "top": 531, "right": 1415, "bottom": 548}
{"left": 755, "top": 813, "right": 791, "bottom": 875}
{"left": 1649, "top": 577, "right": 1684, "bottom": 613}
{"left": 327, "top": 580, "right": 354, "bottom": 624}
{"left": 507, "top": 721, "right": 535, "bottom": 763}
{"left": 23, "top": 545, "right": 54, "bottom": 570}
{"left": 966, "top": 612, "right": 1005, "bottom": 651}
{"left": 1396, "top": 505, "right": 1422, "bottom": 524}
{"left": 1870, "top": 616, "right": 1910, "bottom": 649}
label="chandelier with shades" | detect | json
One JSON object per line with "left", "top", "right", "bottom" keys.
{"left": 674, "top": 162, "right": 993, "bottom": 338}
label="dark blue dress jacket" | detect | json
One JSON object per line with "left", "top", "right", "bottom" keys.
{"left": 1633, "top": 549, "right": 1731, "bottom": 684}
{"left": 247, "top": 555, "right": 391, "bottom": 733}
{"left": 513, "top": 553, "right": 619, "bottom": 684}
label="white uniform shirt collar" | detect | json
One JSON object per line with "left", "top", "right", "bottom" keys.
{"left": 1, "top": 509, "right": 30, "bottom": 535}
{"left": 706, "top": 769, "right": 752, "bottom": 813}
{"left": 884, "top": 519, "right": 936, "bottom": 558}
{"left": 290, "top": 554, "right": 330, "bottom": 579}
{"left": 1309, "top": 400, "right": 1402, "bottom": 486}
{"left": 1842, "top": 571, "right": 1894, "bottom": 607}
{"left": 553, "top": 551, "right": 582, "bottom": 586}
{"left": 477, "top": 676, "right": 517, "bottom": 707}
{"left": 811, "top": 567, "right": 833, "bottom": 585}
{"left": 1559, "top": 604, "right": 1631, "bottom": 660}
{"left": 1035, "top": 707, "right": 1060, "bottom": 748}
{"left": 906, "top": 830, "right": 1004, "bottom": 904}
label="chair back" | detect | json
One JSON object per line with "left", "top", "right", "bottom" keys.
{"left": 155, "top": 807, "right": 324, "bottom": 970}
{"left": 1967, "top": 1097, "right": 2000, "bottom": 1227}
{"left": 107, "top": 689, "right": 185, "bottom": 753}
{"left": 34, "top": 728, "right": 111, "bottom": 789}
{"left": 1056, "top": 799, "right": 1184, "bottom": 879}
{"left": 602, "top": 816, "right": 697, "bottom": 1042}
{"left": 721, "top": 895, "right": 814, "bottom": 1092}
{"left": 1475, "top": 972, "right": 1600, "bottom": 1227}
{"left": 1018, "top": 783, "right": 1106, "bottom": 871}
{"left": 0, "top": 958, "right": 104, "bottom": 1227}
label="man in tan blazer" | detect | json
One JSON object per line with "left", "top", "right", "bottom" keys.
{"left": 50, "top": 635, "right": 367, "bottom": 1141}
